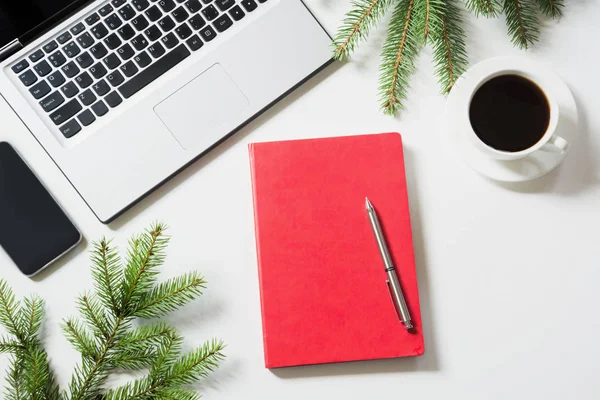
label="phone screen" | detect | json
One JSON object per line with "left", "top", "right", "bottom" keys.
{"left": 0, "top": 142, "right": 81, "bottom": 276}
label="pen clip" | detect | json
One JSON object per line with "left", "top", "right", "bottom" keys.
{"left": 386, "top": 279, "right": 402, "bottom": 322}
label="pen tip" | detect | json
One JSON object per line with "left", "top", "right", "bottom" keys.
{"left": 365, "top": 197, "right": 373, "bottom": 211}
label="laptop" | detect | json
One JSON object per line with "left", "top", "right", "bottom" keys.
{"left": 0, "top": 0, "right": 332, "bottom": 223}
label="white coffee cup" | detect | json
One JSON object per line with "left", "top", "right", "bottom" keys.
{"left": 461, "top": 69, "right": 568, "bottom": 161}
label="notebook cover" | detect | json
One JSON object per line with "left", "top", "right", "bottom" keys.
{"left": 249, "top": 132, "right": 424, "bottom": 368}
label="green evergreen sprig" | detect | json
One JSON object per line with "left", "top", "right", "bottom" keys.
{"left": 333, "top": 0, "right": 565, "bottom": 115}
{"left": 0, "top": 224, "right": 225, "bottom": 400}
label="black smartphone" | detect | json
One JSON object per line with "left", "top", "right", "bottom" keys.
{"left": 0, "top": 142, "right": 81, "bottom": 276}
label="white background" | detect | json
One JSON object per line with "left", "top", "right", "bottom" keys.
{"left": 1, "top": 0, "right": 600, "bottom": 398}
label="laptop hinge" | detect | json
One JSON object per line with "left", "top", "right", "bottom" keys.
{"left": 0, "top": 40, "right": 23, "bottom": 62}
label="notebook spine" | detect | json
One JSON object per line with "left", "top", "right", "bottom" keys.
{"left": 248, "top": 144, "right": 271, "bottom": 367}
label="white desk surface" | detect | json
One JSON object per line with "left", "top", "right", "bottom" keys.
{"left": 1, "top": 1, "right": 600, "bottom": 398}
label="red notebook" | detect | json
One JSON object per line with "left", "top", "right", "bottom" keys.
{"left": 249, "top": 132, "right": 424, "bottom": 368}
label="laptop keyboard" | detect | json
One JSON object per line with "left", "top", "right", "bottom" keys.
{"left": 10, "top": 0, "right": 267, "bottom": 139}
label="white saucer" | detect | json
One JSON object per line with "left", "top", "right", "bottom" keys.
{"left": 444, "top": 57, "right": 579, "bottom": 183}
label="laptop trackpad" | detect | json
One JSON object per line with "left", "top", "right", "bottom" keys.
{"left": 154, "top": 64, "right": 249, "bottom": 150}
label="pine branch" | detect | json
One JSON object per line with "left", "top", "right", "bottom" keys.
{"left": 0, "top": 280, "right": 23, "bottom": 340}
{"left": 332, "top": 0, "right": 395, "bottom": 60}
{"left": 465, "top": 0, "right": 501, "bottom": 17}
{"left": 503, "top": 0, "right": 540, "bottom": 49}
{"left": 120, "top": 223, "right": 170, "bottom": 317}
{"left": 118, "top": 322, "right": 176, "bottom": 351}
{"left": 379, "top": 0, "right": 423, "bottom": 115}
{"left": 150, "top": 330, "right": 184, "bottom": 378}
{"left": 163, "top": 339, "right": 226, "bottom": 386}
{"left": 416, "top": 0, "right": 444, "bottom": 39}
{"left": 5, "top": 354, "right": 24, "bottom": 400}
{"left": 19, "top": 295, "right": 44, "bottom": 340}
{"left": 61, "top": 318, "right": 99, "bottom": 361}
{"left": 77, "top": 294, "right": 111, "bottom": 339}
{"left": 90, "top": 239, "right": 121, "bottom": 314}
{"left": 133, "top": 272, "right": 206, "bottom": 318}
{"left": 431, "top": 0, "right": 468, "bottom": 93}
{"left": 535, "top": 0, "right": 563, "bottom": 18}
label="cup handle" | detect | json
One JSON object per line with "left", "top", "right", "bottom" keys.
{"left": 540, "top": 135, "right": 569, "bottom": 154}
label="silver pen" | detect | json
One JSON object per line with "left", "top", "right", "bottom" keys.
{"left": 365, "top": 198, "right": 413, "bottom": 330}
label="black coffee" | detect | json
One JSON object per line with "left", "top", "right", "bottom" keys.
{"left": 469, "top": 74, "right": 550, "bottom": 152}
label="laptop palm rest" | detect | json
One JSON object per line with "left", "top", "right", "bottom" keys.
{"left": 154, "top": 63, "right": 250, "bottom": 150}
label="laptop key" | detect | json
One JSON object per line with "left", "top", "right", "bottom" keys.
{"left": 189, "top": 14, "right": 206, "bottom": 30}
{"left": 175, "top": 23, "right": 192, "bottom": 39}
{"left": 132, "top": 15, "right": 150, "bottom": 31}
{"left": 93, "top": 79, "right": 111, "bottom": 96}
{"left": 70, "top": 23, "right": 86, "bottom": 36}
{"left": 145, "top": 5, "right": 163, "bottom": 22}
{"left": 132, "top": 0, "right": 150, "bottom": 11}
{"left": 29, "top": 81, "right": 51, "bottom": 99}
{"left": 103, "top": 53, "right": 122, "bottom": 69}
{"left": 241, "top": 0, "right": 257, "bottom": 12}
{"left": 158, "top": 0, "right": 176, "bottom": 12}
{"left": 85, "top": 13, "right": 101, "bottom": 26}
{"left": 92, "top": 22, "right": 109, "bottom": 39}
{"left": 77, "top": 33, "right": 95, "bottom": 49}
{"left": 19, "top": 70, "right": 38, "bottom": 86}
{"left": 161, "top": 33, "right": 179, "bottom": 49}
{"left": 186, "top": 34, "right": 203, "bottom": 51}
{"left": 57, "top": 32, "right": 73, "bottom": 45}
{"left": 29, "top": 50, "right": 44, "bottom": 63}
{"left": 119, "top": 5, "right": 136, "bottom": 21}
{"left": 148, "top": 42, "right": 166, "bottom": 58}
{"left": 145, "top": 25, "right": 162, "bottom": 41}
{"left": 134, "top": 51, "right": 152, "bottom": 68}
{"left": 117, "top": 43, "right": 135, "bottom": 60}
{"left": 91, "top": 42, "right": 109, "bottom": 59}
{"left": 62, "top": 61, "right": 80, "bottom": 78}
{"left": 39, "top": 91, "right": 65, "bottom": 111}
{"left": 61, "top": 82, "right": 80, "bottom": 98}
{"left": 172, "top": 7, "right": 189, "bottom": 22}
{"left": 12, "top": 60, "right": 29, "bottom": 74}
{"left": 199, "top": 26, "right": 216, "bottom": 42}
{"left": 120, "top": 61, "right": 139, "bottom": 77}
{"left": 99, "top": 4, "right": 114, "bottom": 16}
{"left": 202, "top": 5, "right": 219, "bottom": 20}
{"left": 118, "top": 24, "right": 136, "bottom": 40}
{"left": 43, "top": 41, "right": 58, "bottom": 53}
{"left": 60, "top": 119, "right": 82, "bottom": 138}
{"left": 213, "top": 14, "right": 232, "bottom": 32}
{"left": 111, "top": 0, "right": 127, "bottom": 8}
{"left": 132, "top": 34, "right": 149, "bottom": 50}
{"left": 34, "top": 61, "right": 52, "bottom": 77}
{"left": 92, "top": 100, "right": 109, "bottom": 116}
{"left": 158, "top": 16, "right": 176, "bottom": 31}
{"left": 76, "top": 52, "right": 94, "bottom": 68}
{"left": 215, "top": 0, "right": 234, "bottom": 11}
{"left": 105, "top": 91, "right": 123, "bottom": 108}
{"left": 78, "top": 89, "right": 97, "bottom": 106}
{"left": 50, "top": 99, "right": 83, "bottom": 125}
{"left": 104, "top": 33, "right": 122, "bottom": 49}
{"left": 119, "top": 44, "right": 190, "bottom": 99}
{"left": 107, "top": 70, "right": 125, "bottom": 86}
{"left": 185, "top": 0, "right": 202, "bottom": 13}
{"left": 63, "top": 41, "right": 81, "bottom": 58}
{"left": 48, "top": 71, "right": 66, "bottom": 88}
{"left": 77, "top": 110, "right": 96, "bottom": 127}
{"left": 76, "top": 72, "right": 94, "bottom": 88}
{"left": 49, "top": 51, "right": 67, "bottom": 67}
{"left": 90, "top": 62, "right": 108, "bottom": 79}
{"left": 106, "top": 14, "right": 124, "bottom": 30}
{"left": 229, "top": 5, "right": 244, "bottom": 21}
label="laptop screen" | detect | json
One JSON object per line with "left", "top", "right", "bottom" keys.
{"left": 0, "top": 0, "right": 82, "bottom": 50}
